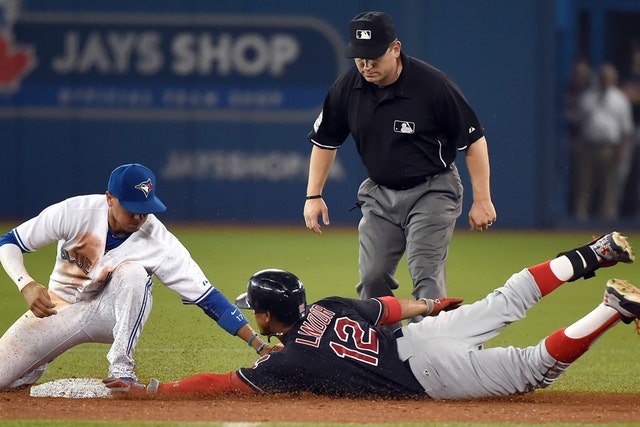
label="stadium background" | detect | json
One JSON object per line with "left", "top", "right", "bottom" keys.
{"left": 1, "top": 0, "right": 639, "bottom": 229}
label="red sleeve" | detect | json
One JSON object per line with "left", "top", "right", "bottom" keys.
{"left": 157, "top": 371, "right": 254, "bottom": 397}
{"left": 376, "top": 296, "right": 402, "bottom": 325}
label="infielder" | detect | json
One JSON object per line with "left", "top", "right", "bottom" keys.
{"left": 123, "top": 231, "right": 637, "bottom": 399}
{"left": 0, "top": 163, "right": 275, "bottom": 392}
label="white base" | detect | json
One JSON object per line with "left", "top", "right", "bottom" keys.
{"left": 30, "top": 378, "right": 112, "bottom": 398}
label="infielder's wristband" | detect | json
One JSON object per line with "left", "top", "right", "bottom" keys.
{"left": 305, "top": 195, "right": 322, "bottom": 200}
{"left": 256, "top": 342, "right": 267, "bottom": 354}
{"left": 248, "top": 333, "right": 259, "bottom": 347}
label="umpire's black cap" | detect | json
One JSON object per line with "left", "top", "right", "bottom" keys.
{"left": 345, "top": 11, "right": 397, "bottom": 59}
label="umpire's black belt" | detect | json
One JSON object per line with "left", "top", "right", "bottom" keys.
{"left": 383, "top": 178, "right": 429, "bottom": 191}
{"left": 380, "top": 165, "right": 452, "bottom": 191}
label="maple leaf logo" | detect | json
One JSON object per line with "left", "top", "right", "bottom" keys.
{"left": 0, "top": 33, "right": 35, "bottom": 92}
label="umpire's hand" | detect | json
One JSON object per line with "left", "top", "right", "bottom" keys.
{"left": 468, "top": 199, "right": 497, "bottom": 232}
{"left": 304, "top": 198, "right": 330, "bottom": 235}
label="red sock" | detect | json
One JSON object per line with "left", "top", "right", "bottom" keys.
{"left": 527, "top": 260, "right": 564, "bottom": 296}
{"left": 545, "top": 315, "right": 620, "bottom": 363}
{"left": 157, "top": 372, "right": 252, "bottom": 396}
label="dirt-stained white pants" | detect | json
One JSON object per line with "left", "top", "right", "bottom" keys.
{"left": 0, "top": 262, "right": 153, "bottom": 391}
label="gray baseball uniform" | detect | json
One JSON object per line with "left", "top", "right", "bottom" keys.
{"left": 395, "top": 268, "right": 555, "bottom": 399}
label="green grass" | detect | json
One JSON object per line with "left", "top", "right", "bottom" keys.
{"left": 10, "top": 423, "right": 639, "bottom": 427}
{"left": 2, "top": 224, "right": 640, "bottom": 425}
{"left": 6, "top": 423, "right": 640, "bottom": 427}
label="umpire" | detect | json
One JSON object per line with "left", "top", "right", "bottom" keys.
{"left": 304, "top": 11, "right": 497, "bottom": 310}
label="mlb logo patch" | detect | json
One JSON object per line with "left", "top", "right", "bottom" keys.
{"left": 356, "top": 30, "right": 372, "bottom": 40}
{"left": 394, "top": 120, "right": 415, "bottom": 134}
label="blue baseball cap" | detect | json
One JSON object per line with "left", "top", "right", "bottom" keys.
{"left": 107, "top": 163, "right": 167, "bottom": 214}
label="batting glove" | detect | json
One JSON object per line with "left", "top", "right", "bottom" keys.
{"left": 419, "top": 297, "right": 464, "bottom": 316}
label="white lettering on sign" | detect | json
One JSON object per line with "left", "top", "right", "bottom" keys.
{"left": 53, "top": 31, "right": 163, "bottom": 74}
{"left": 51, "top": 30, "right": 300, "bottom": 77}
{"left": 228, "top": 90, "right": 283, "bottom": 108}
{"left": 57, "top": 87, "right": 154, "bottom": 107}
{"left": 162, "top": 150, "right": 345, "bottom": 181}
{"left": 171, "top": 32, "right": 299, "bottom": 76}
{"left": 162, "top": 89, "right": 220, "bottom": 108}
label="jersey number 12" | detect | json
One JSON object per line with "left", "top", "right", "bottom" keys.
{"left": 329, "top": 317, "right": 380, "bottom": 366}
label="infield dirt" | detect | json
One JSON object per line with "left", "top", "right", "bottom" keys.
{"left": 1, "top": 389, "right": 639, "bottom": 424}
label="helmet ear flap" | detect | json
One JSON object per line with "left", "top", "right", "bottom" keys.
{"left": 235, "top": 292, "right": 251, "bottom": 309}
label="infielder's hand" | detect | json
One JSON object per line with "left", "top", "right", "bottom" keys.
{"left": 304, "top": 198, "right": 330, "bottom": 235}
{"left": 21, "top": 281, "right": 57, "bottom": 318}
{"left": 468, "top": 199, "right": 497, "bottom": 232}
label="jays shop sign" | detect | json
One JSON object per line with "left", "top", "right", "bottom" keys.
{"left": 0, "top": 9, "right": 346, "bottom": 121}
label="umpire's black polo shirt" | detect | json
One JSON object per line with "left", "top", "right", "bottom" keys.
{"left": 308, "top": 52, "right": 485, "bottom": 190}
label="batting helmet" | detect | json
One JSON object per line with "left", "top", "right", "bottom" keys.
{"left": 236, "top": 269, "right": 307, "bottom": 325}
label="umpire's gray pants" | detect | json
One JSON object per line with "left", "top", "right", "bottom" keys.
{"left": 355, "top": 164, "right": 463, "bottom": 302}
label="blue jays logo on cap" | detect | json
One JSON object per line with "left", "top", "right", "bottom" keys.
{"left": 135, "top": 179, "right": 153, "bottom": 198}
{"left": 108, "top": 163, "right": 167, "bottom": 214}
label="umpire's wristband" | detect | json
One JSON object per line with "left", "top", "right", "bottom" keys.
{"left": 305, "top": 195, "right": 322, "bottom": 200}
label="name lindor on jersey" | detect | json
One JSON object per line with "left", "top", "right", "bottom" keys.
{"left": 295, "top": 304, "right": 336, "bottom": 348}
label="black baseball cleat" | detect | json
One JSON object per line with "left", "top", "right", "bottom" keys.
{"left": 590, "top": 232, "right": 635, "bottom": 265}
{"left": 603, "top": 279, "right": 640, "bottom": 321}
{"left": 559, "top": 232, "right": 635, "bottom": 282}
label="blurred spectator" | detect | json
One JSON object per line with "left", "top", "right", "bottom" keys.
{"left": 623, "top": 48, "right": 640, "bottom": 129}
{"left": 574, "top": 63, "right": 633, "bottom": 222}
{"left": 620, "top": 47, "right": 640, "bottom": 216}
{"left": 564, "top": 57, "right": 593, "bottom": 215}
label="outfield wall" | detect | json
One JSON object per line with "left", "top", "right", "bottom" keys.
{"left": 0, "top": 0, "right": 626, "bottom": 228}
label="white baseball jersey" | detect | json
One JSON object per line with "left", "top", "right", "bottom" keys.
{"left": 0, "top": 193, "right": 248, "bottom": 389}
{"left": 10, "top": 194, "right": 213, "bottom": 304}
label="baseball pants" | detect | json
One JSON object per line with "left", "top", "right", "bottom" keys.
{"left": 356, "top": 165, "right": 463, "bottom": 302}
{"left": 394, "top": 268, "right": 556, "bottom": 399}
{"left": 0, "top": 262, "right": 153, "bottom": 391}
